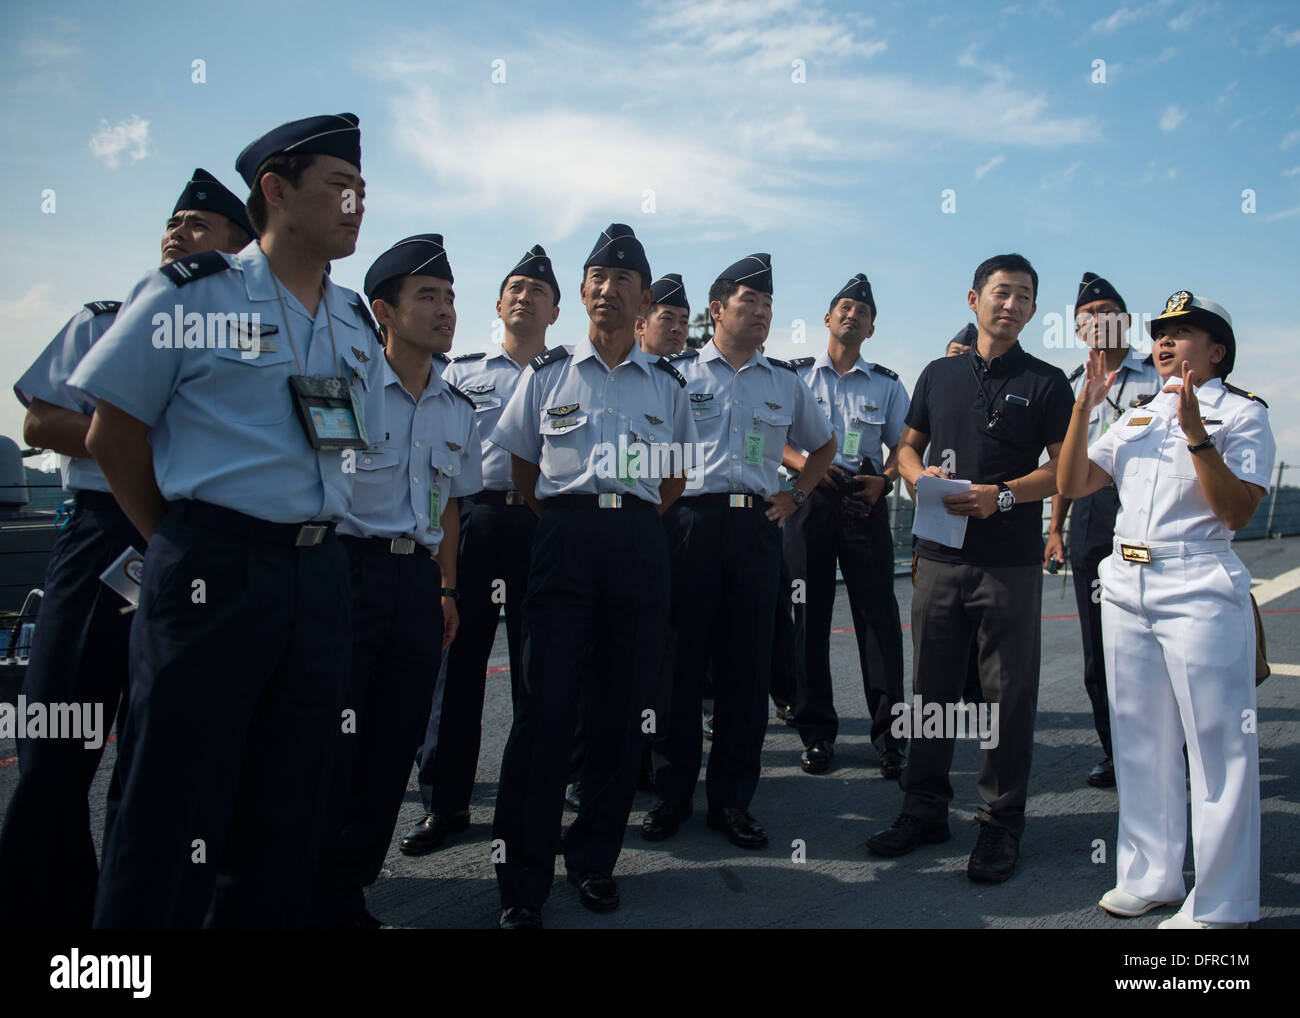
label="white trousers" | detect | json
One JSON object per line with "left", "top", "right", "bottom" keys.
{"left": 1099, "top": 549, "right": 1260, "bottom": 923}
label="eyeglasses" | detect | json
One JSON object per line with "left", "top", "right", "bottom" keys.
{"left": 1075, "top": 309, "right": 1126, "bottom": 328}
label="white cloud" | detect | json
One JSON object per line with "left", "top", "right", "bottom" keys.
{"left": 957, "top": 42, "right": 1012, "bottom": 84}
{"left": 1264, "top": 204, "right": 1300, "bottom": 222}
{"left": 1281, "top": 129, "right": 1300, "bottom": 151}
{"left": 1259, "top": 23, "right": 1300, "bottom": 53}
{"left": 1090, "top": 6, "right": 1147, "bottom": 34}
{"left": 1160, "top": 105, "right": 1187, "bottom": 132}
{"left": 1040, "top": 160, "right": 1083, "bottom": 190}
{"left": 1168, "top": 3, "right": 1208, "bottom": 31}
{"left": 88, "top": 115, "right": 150, "bottom": 169}
{"left": 974, "top": 155, "right": 1006, "bottom": 180}
{"left": 20, "top": 35, "right": 80, "bottom": 65}
{"left": 1283, "top": 166, "right": 1300, "bottom": 176}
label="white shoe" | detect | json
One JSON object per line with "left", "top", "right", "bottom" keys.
{"left": 1099, "top": 888, "right": 1179, "bottom": 917}
{"left": 1157, "top": 909, "right": 1248, "bottom": 930}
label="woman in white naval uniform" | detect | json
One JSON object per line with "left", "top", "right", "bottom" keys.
{"left": 1059, "top": 290, "right": 1274, "bottom": 929}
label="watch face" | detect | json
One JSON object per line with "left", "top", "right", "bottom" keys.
{"left": 997, "top": 489, "right": 1014, "bottom": 510}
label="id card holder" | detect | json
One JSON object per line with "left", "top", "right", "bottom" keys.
{"left": 618, "top": 436, "right": 643, "bottom": 487}
{"left": 289, "top": 375, "right": 368, "bottom": 451}
{"left": 744, "top": 432, "right": 764, "bottom": 465}
{"left": 843, "top": 429, "right": 862, "bottom": 458}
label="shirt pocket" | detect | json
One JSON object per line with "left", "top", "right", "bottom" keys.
{"left": 752, "top": 407, "right": 793, "bottom": 463}
{"left": 539, "top": 409, "right": 591, "bottom": 479}
{"left": 208, "top": 344, "right": 297, "bottom": 425}
{"left": 1113, "top": 416, "right": 1159, "bottom": 478}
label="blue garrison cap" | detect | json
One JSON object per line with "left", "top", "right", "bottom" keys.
{"left": 1076, "top": 272, "right": 1126, "bottom": 313}
{"left": 502, "top": 244, "right": 561, "bottom": 304}
{"left": 716, "top": 253, "right": 773, "bottom": 295}
{"left": 364, "top": 234, "right": 453, "bottom": 303}
{"left": 650, "top": 273, "right": 689, "bottom": 311}
{"left": 830, "top": 273, "right": 876, "bottom": 318}
{"left": 173, "top": 168, "right": 256, "bottom": 238}
{"left": 583, "top": 223, "right": 651, "bottom": 282}
{"left": 235, "top": 113, "right": 361, "bottom": 188}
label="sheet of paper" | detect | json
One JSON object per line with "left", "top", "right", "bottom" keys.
{"left": 99, "top": 546, "right": 146, "bottom": 607}
{"left": 912, "top": 475, "right": 973, "bottom": 549}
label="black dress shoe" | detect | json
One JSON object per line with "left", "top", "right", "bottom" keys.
{"left": 800, "top": 740, "right": 833, "bottom": 775}
{"left": 702, "top": 712, "right": 714, "bottom": 740}
{"left": 499, "top": 906, "right": 543, "bottom": 929}
{"left": 564, "top": 782, "right": 581, "bottom": 811}
{"left": 775, "top": 703, "right": 797, "bottom": 727}
{"left": 706, "top": 806, "right": 768, "bottom": 849}
{"left": 1087, "top": 756, "right": 1116, "bottom": 788}
{"left": 879, "top": 749, "right": 905, "bottom": 781}
{"left": 399, "top": 810, "right": 470, "bottom": 856}
{"left": 865, "top": 812, "right": 950, "bottom": 857}
{"left": 567, "top": 872, "right": 620, "bottom": 912}
{"left": 641, "top": 798, "right": 692, "bottom": 841}
{"left": 967, "top": 822, "right": 1020, "bottom": 883}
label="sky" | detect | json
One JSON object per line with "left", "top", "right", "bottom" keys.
{"left": 2, "top": 0, "right": 1298, "bottom": 470}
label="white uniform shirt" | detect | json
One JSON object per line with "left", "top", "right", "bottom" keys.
{"left": 1069, "top": 347, "right": 1163, "bottom": 446}
{"left": 1087, "top": 377, "right": 1275, "bottom": 544}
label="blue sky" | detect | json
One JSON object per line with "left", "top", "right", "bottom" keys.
{"left": 3, "top": 0, "right": 1299, "bottom": 466}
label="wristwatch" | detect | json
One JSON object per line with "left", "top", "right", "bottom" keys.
{"left": 440, "top": 586, "right": 458, "bottom": 600}
{"left": 1187, "top": 435, "right": 1216, "bottom": 454}
{"left": 791, "top": 487, "right": 808, "bottom": 508}
{"left": 996, "top": 482, "right": 1015, "bottom": 513}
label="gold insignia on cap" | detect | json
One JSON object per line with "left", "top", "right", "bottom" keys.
{"left": 1165, "top": 290, "right": 1192, "bottom": 314}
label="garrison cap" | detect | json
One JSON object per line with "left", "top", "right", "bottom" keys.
{"left": 830, "top": 273, "right": 875, "bottom": 318}
{"left": 502, "top": 244, "right": 561, "bottom": 304}
{"left": 236, "top": 113, "right": 361, "bottom": 188}
{"left": 1076, "top": 272, "right": 1126, "bottom": 313}
{"left": 364, "top": 234, "right": 453, "bottom": 304}
{"left": 584, "top": 223, "right": 651, "bottom": 282}
{"left": 1147, "top": 290, "right": 1237, "bottom": 377}
{"left": 716, "top": 253, "right": 773, "bottom": 295}
{"left": 650, "top": 273, "right": 689, "bottom": 311}
{"left": 173, "top": 168, "right": 256, "bottom": 238}
{"left": 948, "top": 323, "right": 977, "bottom": 350}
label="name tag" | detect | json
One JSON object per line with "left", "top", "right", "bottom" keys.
{"left": 1127, "top": 416, "right": 1152, "bottom": 426}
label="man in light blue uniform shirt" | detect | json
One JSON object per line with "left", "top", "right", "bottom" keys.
{"left": 313, "top": 234, "right": 481, "bottom": 927}
{"left": 403, "top": 243, "right": 560, "bottom": 857}
{"left": 641, "top": 253, "right": 835, "bottom": 849}
{"left": 0, "top": 169, "right": 254, "bottom": 927}
{"left": 69, "top": 113, "right": 386, "bottom": 928}
{"left": 489, "top": 223, "right": 696, "bottom": 928}
{"left": 778, "top": 273, "right": 911, "bottom": 780}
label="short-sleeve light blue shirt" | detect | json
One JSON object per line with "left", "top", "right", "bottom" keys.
{"left": 443, "top": 349, "right": 534, "bottom": 492}
{"left": 337, "top": 356, "right": 482, "bottom": 553}
{"left": 675, "top": 342, "right": 832, "bottom": 497}
{"left": 798, "top": 350, "right": 909, "bottom": 474}
{"left": 14, "top": 303, "right": 121, "bottom": 493}
{"left": 489, "top": 337, "right": 698, "bottom": 504}
{"left": 68, "top": 241, "right": 386, "bottom": 524}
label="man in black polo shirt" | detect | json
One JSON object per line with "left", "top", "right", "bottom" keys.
{"left": 868, "top": 253, "right": 1072, "bottom": 883}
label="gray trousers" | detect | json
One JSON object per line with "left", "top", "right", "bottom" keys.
{"left": 900, "top": 557, "right": 1042, "bottom": 839}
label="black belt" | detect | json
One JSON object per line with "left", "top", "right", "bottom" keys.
{"left": 470, "top": 490, "right": 528, "bottom": 507}
{"left": 339, "top": 534, "right": 432, "bottom": 559}
{"left": 75, "top": 490, "right": 121, "bottom": 512}
{"left": 676, "top": 492, "right": 769, "bottom": 510}
{"left": 543, "top": 493, "right": 653, "bottom": 511}
{"left": 171, "top": 499, "right": 336, "bottom": 548}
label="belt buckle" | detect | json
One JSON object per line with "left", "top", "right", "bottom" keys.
{"left": 506, "top": 491, "right": 525, "bottom": 506}
{"left": 390, "top": 537, "right": 416, "bottom": 555}
{"left": 295, "top": 524, "right": 328, "bottom": 547}
{"left": 597, "top": 493, "right": 623, "bottom": 509}
{"left": 728, "top": 494, "right": 753, "bottom": 509}
{"left": 1120, "top": 543, "right": 1152, "bottom": 564}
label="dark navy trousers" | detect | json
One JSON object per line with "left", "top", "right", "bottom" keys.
{"left": 493, "top": 500, "right": 668, "bottom": 910}
{"left": 312, "top": 536, "right": 442, "bottom": 926}
{"left": 92, "top": 501, "right": 351, "bottom": 928}
{"left": 0, "top": 491, "right": 137, "bottom": 927}
{"left": 1068, "top": 485, "right": 1120, "bottom": 759}
{"left": 416, "top": 499, "right": 534, "bottom": 816}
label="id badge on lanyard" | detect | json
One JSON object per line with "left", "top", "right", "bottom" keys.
{"left": 289, "top": 375, "right": 368, "bottom": 450}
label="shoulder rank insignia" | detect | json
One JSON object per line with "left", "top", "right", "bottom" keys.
{"left": 645, "top": 413, "right": 663, "bottom": 425}
{"left": 159, "top": 250, "right": 232, "bottom": 287}
{"left": 350, "top": 345, "right": 370, "bottom": 363}
{"left": 1131, "top": 393, "right": 1156, "bottom": 408}
{"left": 668, "top": 349, "right": 699, "bottom": 362}
{"left": 531, "top": 347, "right": 570, "bottom": 372}
{"left": 434, "top": 352, "right": 450, "bottom": 364}
{"left": 788, "top": 357, "right": 815, "bottom": 369}
{"left": 1067, "top": 364, "right": 1085, "bottom": 383}
{"left": 84, "top": 300, "right": 122, "bottom": 316}
{"left": 453, "top": 351, "right": 487, "bottom": 362}
{"left": 546, "top": 403, "right": 579, "bottom": 417}
{"left": 764, "top": 401, "right": 782, "bottom": 411}
{"left": 689, "top": 392, "right": 714, "bottom": 403}
{"left": 446, "top": 382, "right": 476, "bottom": 410}
{"left": 1225, "top": 383, "right": 1268, "bottom": 408}
{"left": 767, "top": 357, "right": 796, "bottom": 372}
{"left": 349, "top": 294, "right": 383, "bottom": 343}
{"left": 654, "top": 357, "right": 687, "bottom": 387}
{"left": 870, "top": 363, "right": 899, "bottom": 380}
